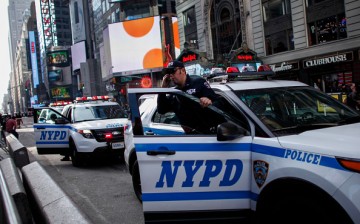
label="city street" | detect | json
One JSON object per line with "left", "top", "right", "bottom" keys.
{"left": 14, "top": 116, "right": 145, "bottom": 224}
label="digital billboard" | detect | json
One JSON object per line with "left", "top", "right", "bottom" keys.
{"left": 48, "top": 69, "right": 63, "bottom": 82}
{"left": 51, "top": 86, "right": 71, "bottom": 99}
{"left": 29, "top": 31, "right": 39, "bottom": 88}
{"left": 108, "top": 16, "right": 163, "bottom": 73}
{"left": 47, "top": 50, "right": 70, "bottom": 67}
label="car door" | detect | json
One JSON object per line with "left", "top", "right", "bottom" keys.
{"left": 128, "top": 88, "right": 253, "bottom": 222}
{"left": 33, "top": 107, "right": 70, "bottom": 155}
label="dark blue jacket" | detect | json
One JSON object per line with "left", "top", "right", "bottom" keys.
{"left": 157, "top": 75, "right": 222, "bottom": 134}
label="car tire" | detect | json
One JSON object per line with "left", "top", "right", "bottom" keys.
{"left": 132, "top": 160, "right": 142, "bottom": 202}
{"left": 70, "top": 140, "right": 82, "bottom": 167}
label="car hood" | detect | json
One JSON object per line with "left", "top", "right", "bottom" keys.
{"left": 278, "top": 123, "right": 360, "bottom": 159}
{"left": 73, "top": 118, "right": 128, "bottom": 129}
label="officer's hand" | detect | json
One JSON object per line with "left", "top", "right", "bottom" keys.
{"left": 161, "top": 74, "right": 171, "bottom": 87}
{"left": 199, "top": 97, "right": 212, "bottom": 108}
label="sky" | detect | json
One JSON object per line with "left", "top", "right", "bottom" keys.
{"left": 0, "top": 0, "right": 11, "bottom": 112}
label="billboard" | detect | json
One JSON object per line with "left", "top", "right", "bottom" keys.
{"left": 108, "top": 16, "right": 163, "bottom": 74}
{"left": 71, "top": 41, "right": 87, "bottom": 71}
{"left": 69, "top": 0, "right": 86, "bottom": 43}
{"left": 47, "top": 50, "right": 70, "bottom": 67}
{"left": 172, "top": 17, "right": 180, "bottom": 58}
{"left": 29, "top": 31, "right": 39, "bottom": 88}
{"left": 51, "top": 86, "right": 72, "bottom": 99}
{"left": 48, "top": 69, "right": 63, "bottom": 82}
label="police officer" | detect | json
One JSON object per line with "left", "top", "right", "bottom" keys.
{"left": 158, "top": 60, "right": 221, "bottom": 134}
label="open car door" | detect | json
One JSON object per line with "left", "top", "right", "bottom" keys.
{"left": 127, "top": 88, "right": 253, "bottom": 223}
{"left": 33, "top": 107, "right": 70, "bottom": 155}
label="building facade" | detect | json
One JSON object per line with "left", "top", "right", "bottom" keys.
{"left": 175, "top": 0, "right": 360, "bottom": 99}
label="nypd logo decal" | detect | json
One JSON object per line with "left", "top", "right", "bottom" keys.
{"left": 253, "top": 160, "right": 269, "bottom": 188}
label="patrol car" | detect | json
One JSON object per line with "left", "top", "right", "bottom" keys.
{"left": 33, "top": 96, "right": 128, "bottom": 167}
{"left": 126, "top": 71, "right": 360, "bottom": 223}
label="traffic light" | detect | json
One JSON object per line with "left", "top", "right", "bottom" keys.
{"left": 80, "top": 83, "right": 85, "bottom": 90}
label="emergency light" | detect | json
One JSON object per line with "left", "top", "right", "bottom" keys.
{"left": 74, "top": 95, "right": 112, "bottom": 103}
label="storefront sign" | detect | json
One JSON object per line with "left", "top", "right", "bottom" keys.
{"left": 179, "top": 52, "right": 199, "bottom": 63}
{"left": 303, "top": 52, "right": 353, "bottom": 68}
{"left": 270, "top": 61, "right": 299, "bottom": 72}
{"left": 237, "top": 54, "right": 254, "bottom": 61}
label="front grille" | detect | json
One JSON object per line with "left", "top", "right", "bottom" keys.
{"left": 92, "top": 128, "right": 124, "bottom": 142}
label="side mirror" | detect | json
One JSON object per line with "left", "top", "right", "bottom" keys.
{"left": 55, "top": 118, "right": 69, "bottom": 124}
{"left": 217, "top": 122, "right": 246, "bottom": 141}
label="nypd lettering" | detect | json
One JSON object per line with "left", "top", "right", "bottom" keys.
{"left": 40, "top": 131, "right": 67, "bottom": 140}
{"left": 156, "top": 159, "right": 243, "bottom": 188}
{"left": 284, "top": 149, "right": 321, "bottom": 164}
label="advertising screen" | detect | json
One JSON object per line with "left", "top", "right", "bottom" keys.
{"left": 109, "top": 16, "right": 163, "bottom": 73}
{"left": 51, "top": 86, "right": 71, "bottom": 99}
{"left": 29, "top": 31, "right": 39, "bottom": 88}
{"left": 48, "top": 69, "right": 63, "bottom": 82}
{"left": 47, "top": 51, "right": 70, "bottom": 67}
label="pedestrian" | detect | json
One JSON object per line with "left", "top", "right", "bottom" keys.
{"left": 5, "top": 115, "right": 19, "bottom": 139}
{"left": 157, "top": 60, "right": 220, "bottom": 134}
{"left": 346, "top": 83, "right": 360, "bottom": 110}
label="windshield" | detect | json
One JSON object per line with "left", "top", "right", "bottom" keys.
{"left": 74, "top": 104, "right": 128, "bottom": 122}
{"left": 236, "top": 86, "right": 360, "bottom": 136}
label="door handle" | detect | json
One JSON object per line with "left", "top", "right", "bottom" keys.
{"left": 144, "top": 130, "right": 155, "bottom": 135}
{"left": 147, "top": 148, "right": 176, "bottom": 156}
{"left": 36, "top": 127, "right": 45, "bottom": 129}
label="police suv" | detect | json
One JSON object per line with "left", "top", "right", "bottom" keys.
{"left": 126, "top": 70, "right": 360, "bottom": 223}
{"left": 34, "top": 96, "right": 128, "bottom": 167}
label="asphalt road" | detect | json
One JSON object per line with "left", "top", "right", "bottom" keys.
{"left": 16, "top": 116, "right": 145, "bottom": 224}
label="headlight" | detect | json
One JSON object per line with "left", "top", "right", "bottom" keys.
{"left": 77, "top": 129, "right": 94, "bottom": 139}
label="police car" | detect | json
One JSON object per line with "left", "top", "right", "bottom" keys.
{"left": 33, "top": 96, "right": 128, "bottom": 167}
{"left": 126, "top": 70, "right": 360, "bottom": 223}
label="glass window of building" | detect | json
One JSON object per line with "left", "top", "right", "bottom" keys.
{"left": 183, "top": 7, "right": 198, "bottom": 48}
{"left": 306, "top": 0, "right": 346, "bottom": 46}
{"left": 210, "top": 0, "right": 242, "bottom": 59}
{"left": 120, "top": 0, "right": 150, "bottom": 20}
{"left": 262, "top": 0, "right": 294, "bottom": 55}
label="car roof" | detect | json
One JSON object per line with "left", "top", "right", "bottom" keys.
{"left": 71, "top": 101, "right": 119, "bottom": 107}
{"left": 210, "top": 79, "right": 308, "bottom": 91}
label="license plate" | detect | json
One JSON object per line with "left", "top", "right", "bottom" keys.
{"left": 112, "top": 142, "right": 124, "bottom": 149}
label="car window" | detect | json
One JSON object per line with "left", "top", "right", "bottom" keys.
{"left": 236, "top": 86, "right": 360, "bottom": 135}
{"left": 152, "top": 110, "right": 180, "bottom": 125}
{"left": 73, "top": 104, "right": 128, "bottom": 122}
{"left": 153, "top": 93, "right": 247, "bottom": 135}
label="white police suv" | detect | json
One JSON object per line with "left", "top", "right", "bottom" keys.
{"left": 34, "top": 96, "right": 128, "bottom": 167}
{"left": 126, "top": 71, "right": 360, "bottom": 223}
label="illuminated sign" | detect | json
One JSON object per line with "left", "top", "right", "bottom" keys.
{"left": 178, "top": 50, "right": 199, "bottom": 63}
{"left": 40, "top": 0, "right": 57, "bottom": 47}
{"left": 51, "top": 86, "right": 71, "bottom": 98}
{"left": 140, "top": 76, "right": 152, "bottom": 88}
{"left": 237, "top": 54, "right": 254, "bottom": 61}
{"left": 47, "top": 50, "right": 70, "bottom": 67}
{"left": 48, "top": 69, "right": 63, "bottom": 82}
{"left": 29, "top": 31, "right": 39, "bottom": 88}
